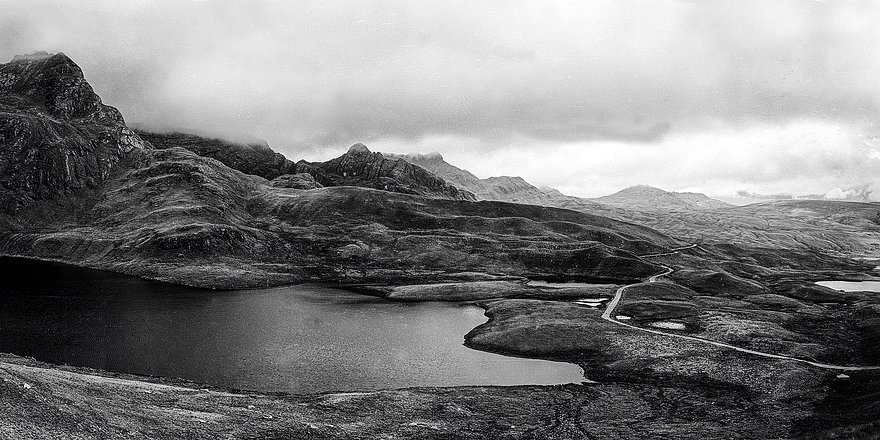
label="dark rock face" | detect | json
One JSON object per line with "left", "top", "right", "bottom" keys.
{"left": 270, "top": 173, "right": 322, "bottom": 189}
{"left": 295, "top": 144, "right": 476, "bottom": 201}
{"left": 0, "top": 52, "right": 147, "bottom": 211}
{"left": 1, "top": 52, "right": 122, "bottom": 122}
{"left": 135, "top": 130, "right": 298, "bottom": 180}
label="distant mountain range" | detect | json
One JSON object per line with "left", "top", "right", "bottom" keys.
{"left": 388, "top": 152, "right": 731, "bottom": 213}
{"left": 128, "top": 118, "right": 880, "bottom": 260}
{"left": 136, "top": 129, "right": 732, "bottom": 212}
{"left": 385, "top": 152, "right": 593, "bottom": 207}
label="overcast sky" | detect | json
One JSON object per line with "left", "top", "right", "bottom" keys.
{"left": 2, "top": 0, "right": 879, "bottom": 201}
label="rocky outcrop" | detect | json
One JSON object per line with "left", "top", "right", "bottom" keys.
{"left": 135, "top": 129, "right": 298, "bottom": 180}
{"left": 0, "top": 52, "right": 147, "bottom": 212}
{"left": 295, "top": 144, "right": 476, "bottom": 201}
{"left": 270, "top": 173, "right": 322, "bottom": 189}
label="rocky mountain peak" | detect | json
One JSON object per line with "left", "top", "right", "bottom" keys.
{"left": 9, "top": 51, "right": 55, "bottom": 62}
{"left": 1, "top": 51, "right": 121, "bottom": 123}
{"left": 0, "top": 52, "right": 147, "bottom": 210}
{"left": 347, "top": 143, "right": 371, "bottom": 154}
{"left": 401, "top": 151, "right": 444, "bottom": 161}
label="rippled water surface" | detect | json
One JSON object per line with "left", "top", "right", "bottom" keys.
{"left": 0, "top": 257, "right": 584, "bottom": 393}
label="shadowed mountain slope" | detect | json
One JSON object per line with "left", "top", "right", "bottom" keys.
{"left": 134, "top": 129, "right": 298, "bottom": 180}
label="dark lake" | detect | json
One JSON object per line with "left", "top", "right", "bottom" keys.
{"left": 0, "top": 257, "right": 584, "bottom": 393}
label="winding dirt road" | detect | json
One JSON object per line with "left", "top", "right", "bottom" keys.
{"left": 601, "top": 245, "right": 880, "bottom": 371}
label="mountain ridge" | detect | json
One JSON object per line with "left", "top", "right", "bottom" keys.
{"left": 294, "top": 144, "right": 476, "bottom": 201}
{"left": 388, "top": 151, "right": 731, "bottom": 213}
{"left": 387, "top": 151, "right": 603, "bottom": 209}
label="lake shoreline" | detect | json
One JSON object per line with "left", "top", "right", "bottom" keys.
{"left": 0, "top": 351, "right": 598, "bottom": 438}
{"left": 0, "top": 256, "right": 586, "bottom": 394}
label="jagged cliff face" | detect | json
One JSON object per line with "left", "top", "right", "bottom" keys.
{"left": 295, "top": 144, "right": 476, "bottom": 201}
{"left": 0, "top": 52, "right": 147, "bottom": 211}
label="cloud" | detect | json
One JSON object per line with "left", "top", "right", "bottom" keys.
{"left": 816, "top": 183, "right": 876, "bottom": 201}
{"left": 1, "top": 0, "right": 879, "bottom": 199}
{"left": 371, "top": 119, "right": 880, "bottom": 200}
{"left": 3, "top": 1, "right": 879, "bottom": 145}
{"left": 736, "top": 191, "right": 794, "bottom": 200}
{"left": 736, "top": 184, "right": 876, "bottom": 203}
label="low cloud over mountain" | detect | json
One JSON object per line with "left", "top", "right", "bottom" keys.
{"left": 3, "top": 0, "right": 879, "bottom": 199}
